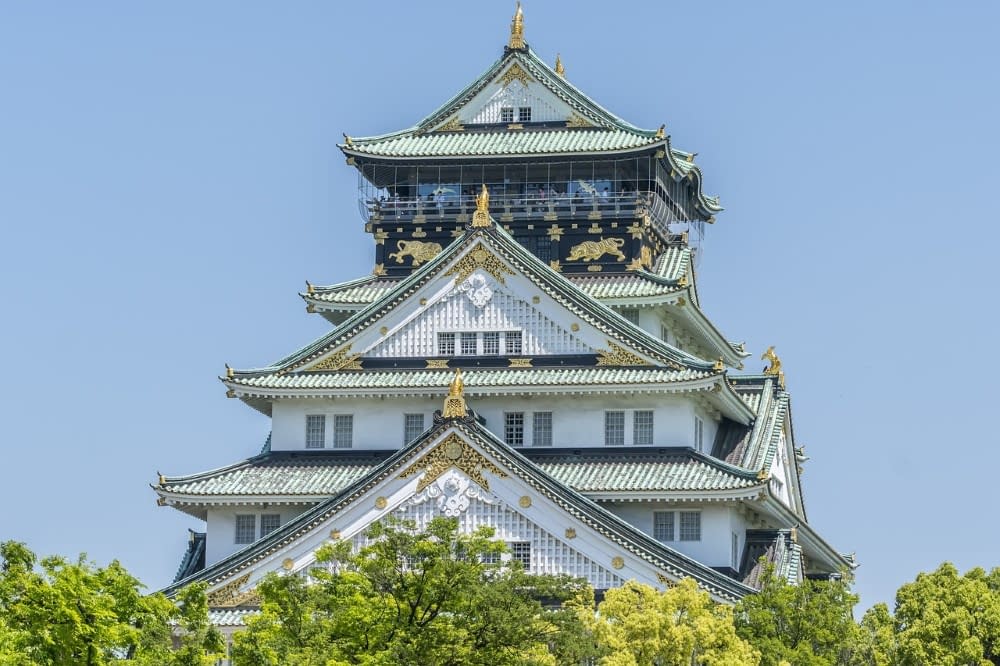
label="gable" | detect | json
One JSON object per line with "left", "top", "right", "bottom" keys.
{"left": 366, "top": 271, "right": 594, "bottom": 359}
{"left": 451, "top": 66, "right": 582, "bottom": 127}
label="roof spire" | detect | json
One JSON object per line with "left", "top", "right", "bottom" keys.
{"left": 761, "top": 346, "right": 786, "bottom": 389}
{"left": 555, "top": 53, "right": 565, "bottom": 77}
{"left": 442, "top": 368, "right": 468, "bottom": 418}
{"left": 509, "top": 2, "right": 525, "bottom": 50}
{"left": 471, "top": 184, "right": 492, "bottom": 227}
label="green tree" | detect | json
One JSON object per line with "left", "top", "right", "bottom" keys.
{"left": 733, "top": 567, "right": 858, "bottom": 666}
{"left": 0, "top": 540, "right": 223, "bottom": 665}
{"left": 869, "top": 562, "right": 1000, "bottom": 666}
{"left": 595, "top": 578, "right": 759, "bottom": 666}
{"left": 231, "top": 517, "right": 597, "bottom": 666}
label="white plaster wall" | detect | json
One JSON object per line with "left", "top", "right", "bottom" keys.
{"left": 271, "top": 394, "right": 716, "bottom": 451}
{"left": 603, "top": 501, "right": 747, "bottom": 570}
{"left": 205, "top": 506, "right": 308, "bottom": 567}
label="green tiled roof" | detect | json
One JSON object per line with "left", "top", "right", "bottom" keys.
{"left": 159, "top": 447, "right": 761, "bottom": 499}
{"left": 347, "top": 128, "right": 663, "bottom": 159}
{"left": 228, "top": 366, "right": 714, "bottom": 392}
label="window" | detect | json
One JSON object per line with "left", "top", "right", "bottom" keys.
{"left": 660, "top": 323, "right": 672, "bottom": 344}
{"left": 679, "top": 511, "right": 701, "bottom": 541}
{"left": 483, "top": 331, "right": 500, "bottom": 356}
{"left": 653, "top": 511, "right": 674, "bottom": 542}
{"left": 235, "top": 515, "right": 255, "bottom": 544}
{"left": 634, "top": 410, "right": 654, "bottom": 446}
{"left": 605, "top": 411, "right": 625, "bottom": 446}
{"left": 260, "top": 514, "right": 281, "bottom": 537}
{"left": 305, "top": 415, "right": 326, "bottom": 449}
{"left": 500, "top": 106, "right": 514, "bottom": 123}
{"left": 532, "top": 412, "right": 552, "bottom": 446}
{"left": 505, "top": 330, "right": 522, "bottom": 355}
{"left": 404, "top": 413, "right": 425, "bottom": 444}
{"left": 509, "top": 542, "right": 531, "bottom": 569}
{"left": 620, "top": 308, "right": 639, "bottom": 324}
{"left": 694, "top": 416, "right": 704, "bottom": 452}
{"left": 732, "top": 532, "right": 740, "bottom": 569}
{"left": 333, "top": 415, "right": 353, "bottom": 449}
{"left": 460, "top": 332, "right": 477, "bottom": 355}
{"left": 518, "top": 106, "right": 532, "bottom": 122}
{"left": 438, "top": 332, "right": 455, "bottom": 355}
{"left": 505, "top": 412, "right": 525, "bottom": 446}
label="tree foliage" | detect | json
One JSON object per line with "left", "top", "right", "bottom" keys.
{"left": 595, "top": 578, "right": 759, "bottom": 666}
{"left": 0, "top": 541, "right": 222, "bottom": 665}
{"left": 734, "top": 567, "right": 858, "bottom": 666}
{"left": 230, "top": 517, "right": 598, "bottom": 666}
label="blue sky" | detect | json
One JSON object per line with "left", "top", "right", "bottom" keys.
{"left": 1, "top": 1, "right": 998, "bottom": 613}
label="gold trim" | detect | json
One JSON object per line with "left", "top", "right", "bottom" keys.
{"left": 435, "top": 115, "right": 465, "bottom": 132}
{"left": 761, "top": 346, "right": 786, "bottom": 388}
{"left": 388, "top": 239, "right": 443, "bottom": 266}
{"left": 549, "top": 259, "right": 562, "bottom": 272}
{"left": 426, "top": 359, "right": 449, "bottom": 369}
{"left": 713, "top": 357, "right": 725, "bottom": 372}
{"left": 379, "top": 326, "right": 388, "bottom": 336}
{"left": 532, "top": 295, "right": 540, "bottom": 304}
{"left": 282, "top": 558, "right": 294, "bottom": 571}
{"left": 305, "top": 281, "right": 315, "bottom": 295}
{"left": 656, "top": 573, "right": 675, "bottom": 587}
{"left": 444, "top": 243, "right": 515, "bottom": 284}
{"left": 611, "top": 556, "right": 624, "bottom": 570}
{"left": 587, "top": 223, "right": 602, "bottom": 234}
{"left": 305, "top": 303, "right": 316, "bottom": 313}
{"left": 498, "top": 62, "right": 530, "bottom": 88}
{"left": 564, "top": 527, "right": 576, "bottom": 539}
{"left": 586, "top": 264, "right": 602, "bottom": 272}
{"left": 626, "top": 246, "right": 653, "bottom": 271}
{"left": 343, "top": 133, "right": 354, "bottom": 147}
{"left": 375, "top": 496, "right": 388, "bottom": 509}
{"left": 566, "top": 237, "right": 626, "bottom": 263}
{"left": 655, "top": 124, "right": 665, "bottom": 139}
{"left": 508, "top": 357, "right": 532, "bottom": 368}
{"left": 420, "top": 298, "right": 428, "bottom": 306}
{"left": 518, "top": 496, "right": 532, "bottom": 508}
{"left": 412, "top": 227, "right": 427, "bottom": 238}
{"left": 627, "top": 223, "right": 644, "bottom": 239}
{"left": 570, "top": 323, "right": 579, "bottom": 332}
{"left": 309, "top": 344, "right": 362, "bottom": 372}
{"left": 547, "top": 224, "right": 564, "bottom": 240}
{"left": 372, "top": 263, "right": 387, "bottom": 277}
{"left": 399, "top": 433, "right": 507, "bottom": 492}
{"left": 225, "top": 364, "right": 234, "bottom": 379}
{"left": 329, "top": 529, "right": 341, "bottom": 540}
{"left": 508, "top": 1, "right": 525, "bottom": 50}
{"left": 207, "top": 573, "right": 256, "bottom": 608}
{"left": 506, "top": 123, "right": 524, "bottom": 130}
{"left": 596, "top": 341, "right": 649, "bottom": 367}
{"left": 554, "top": 53, "right": 565, "bottom": 76}
{"left": 757, "top": 468, "right": 770, "bottom": 481}
{"left": 226, "top": 389, "right": 236, "bottom": 399}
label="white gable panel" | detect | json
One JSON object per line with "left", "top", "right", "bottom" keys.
{"left": 366, "top": 272, "right": 593, "bottom": 358}
{"left": 459, "top": 79, "right": 575, "bottom": 125}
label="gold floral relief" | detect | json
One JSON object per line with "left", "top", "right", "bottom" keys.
{"left": 399, "top": 433, "right": 507, "bottom": 492}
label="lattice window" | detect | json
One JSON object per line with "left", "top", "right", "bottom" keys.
{"left": 660, "top": 323, "right": 672, "bottom": 344}
{"left": 333, "top": 415, "right": 353, "bottom": 449}
{"left": 437, "top": 332, "right": 455, "bottom": 355}
{"left": 234, "top": 515, "right": 255, "bottom": 544}
{"left": 260, "top": 514, "right": 280, "bottom": 537}
{"left": 620, "top": 308, "right": 640, "bottom": 324}
{"left": 509, "top": 542, "right": 531, "bottom": 570}
{"left": 505, "top": 412, "right": 524, "bottom": 446}
{"left": 680, "top": 512, "right": 701, "bottom": 541}
{"left": 634, "top": 410, "right": 654, "bottom": 446}
{"left": 500, "top": 107, "right": 514, "bottom": 123}
{"left": 305, "top": 415, "right": 326, "bottom": 449}
{"left": 605, "top": 411, "right": 625, "bottom": 446}
{"left": 505, "top": 330, "right": 523, "bottom": 355}
{"left": 694, "top": 416, "right": 704, "bottom": 452}
{"left": 532, "top": 412, "right": 552, "bottom": 447}
{"left": 483, "top": 331, "right": 500, "bottom": 356}
{"left": 404, "top": 413, "right": 425, "bottom": 444}
{"left": 518, "top": 106, "right": 531, "bottom": 122}
{"left": 460, "top": 332, "right": 477, "bottom": 355}
{"left": 732, "top": 532, "right": 740, "bottom": 569}
{"left": 653, "top": 511, "right": 674, "bottom": 542}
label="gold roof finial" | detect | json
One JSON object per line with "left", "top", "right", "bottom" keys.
{"left": 305, "top": 280, "right": 315, "bottom": 295}
{"left": 555, "top": 53, "right": 565, "bottom": 77}
{"left": 343, "top": 133, "right": 354, "bottom": 148}
{"left": 509, "top": 2, "right": 525, "bottom": 50}
{"left": 225, "top": 363, "right": 234, "bottom": 379}
{"left": 471, "top": 184, "right": 492, "bottom": 227}
{"left": 761, "top": 346, "right": 786, "bottom": 389}
{"left": 443, "top": 368, "right": 468, "bottom": 418}
{"left": 655, "top": 124, "right": 665, "bottom": 139}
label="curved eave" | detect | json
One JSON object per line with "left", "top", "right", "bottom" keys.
{"left": 340, "top": 136, "right": 664, "bottom": 162}
{"left": 585, "top": 485, "right": 767, "bottom": 503}
{"left": 756, "top": 490, "right": 855, "bottom": 573}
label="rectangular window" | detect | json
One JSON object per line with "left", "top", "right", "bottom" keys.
{"left": 620, "top": 308, "right": 639, "bottom": 324}
{"left": 500, "top": 106, "right": 514, "bottom": 123}
{"left": 532, "top": 412, "right": 552, "bottom": 447}
{"left": 535, "top": 237, "right": 552, "bottom": 262}
{"left": 504, "top": 412, "right": 525, "bottom": 446}
{"left": 260, "top": 514, "right": 281, "bottom": 537}
{"left": 483, "top": 331, "right": 500, "bottom": 356}
{"left": 653, "top": 511, "right": 674, "bottom": 542}
{"left": 732, "top": 532, "right": 740, "bottom": 569}
{"left": 679, "top": 511, "right": 701, "bottom": 541}
{"left": 460, "top": 332, "right": 478, "bottom": 355}
{"left": 234, "top": 515, "right": 256, "bottom": 544}
{"left": 505, "top": 331, "right": 523, "bottom": 355}
{"left": 660, "top": 323, "right": 671, "bottom": 344}
{"left": 305, "top": 414, "right": 326, "bottom": 449}
{"left": 518, "top": 106, "right": 532, "bottom": 122}
{"left": 694, "top": 416, "right": 704, "bottom": 452}
{"left": 333, "top": 415, "right": 353, "bottom": 449}
{"left": 605, "top": 411, "right": 625, "bottom": 446}
{"left": 438, "top": 332, "right": 455, "bottom": 356}
{"left": 404, "top": 413, "right": 425, "bottom": 444}
{"left": 509, "top": 542, "right": 531, "bottom": 569}
{"left": 634, "top": 410, "right": 654, "bottom": 446}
